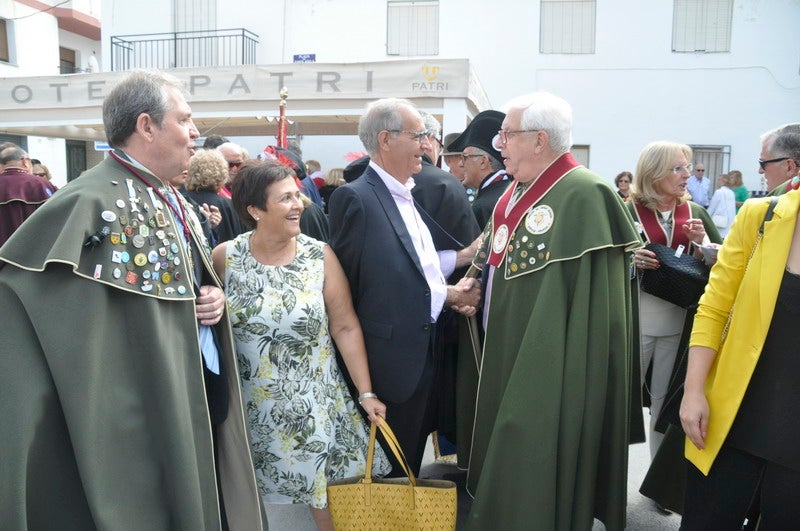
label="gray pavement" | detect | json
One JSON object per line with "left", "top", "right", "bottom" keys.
{"left": 265, "top": 409, "right": 681, "bottom": 530}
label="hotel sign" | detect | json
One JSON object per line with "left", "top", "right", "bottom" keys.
{"left": 0, "top": 59, "right": 480, "bottom": 110}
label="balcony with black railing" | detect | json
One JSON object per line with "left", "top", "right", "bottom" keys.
{"left": 110, "top": 28, "right": 258, "bottom": 71}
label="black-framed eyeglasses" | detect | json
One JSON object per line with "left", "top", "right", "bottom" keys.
{"left": 758, "top": 157, "right": 789, "bottom": 170}
{"left": 387, "top": 130, "right": 430, "bottom": 144}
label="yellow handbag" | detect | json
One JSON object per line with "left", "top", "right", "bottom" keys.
{"left": 326, "top": 419, "right": 457, "bottom": 530}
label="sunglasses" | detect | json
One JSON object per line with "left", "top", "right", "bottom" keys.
{"left": 758, "top": 157, "right": 789, "bottom": 170}
{"left": 228, "top": 161, "right": 243, "bottom": 169}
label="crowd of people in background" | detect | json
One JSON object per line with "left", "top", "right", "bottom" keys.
{"left": 2, "top": 68, "right": 800, "bottom": 530}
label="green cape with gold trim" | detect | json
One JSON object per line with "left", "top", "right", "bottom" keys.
{"left": 465, "top": 166, "right": 640, "bottom": 531}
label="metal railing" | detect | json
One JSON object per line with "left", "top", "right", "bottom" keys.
{"left": 111, "top": 28, "right": 258, "bottom": 71}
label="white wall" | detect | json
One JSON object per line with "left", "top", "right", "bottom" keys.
{"left": 59, "top": 30, "right": 102, "bottom": 72}
{"left": 26, "top": 136, "right": 68, "bottom": 188}
{"left": 94, "top": 0, "right": 800, "bottom": 190}
{"left": 0, "top": 2, "right": 60, "bottom": 76}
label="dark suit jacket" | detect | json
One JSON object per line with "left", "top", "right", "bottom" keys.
{"left": 182, "top": 188, "right": 246, "bottom": 245}
{"left": 472, "top": 175, "right": 512, "bottom": 230}
{"left": 411, "top": 157, "right": 480, "bottom": 261}
{"left": 328, "top": 166, "right": 438, "bottom": 403}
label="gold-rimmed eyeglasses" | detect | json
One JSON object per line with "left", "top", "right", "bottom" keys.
{"left": 493, "top": 129, "right": 540, "bottom": 149}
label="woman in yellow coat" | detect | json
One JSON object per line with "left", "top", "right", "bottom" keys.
{"left": 680, "top": 186, "right": 800, "bottom": 528}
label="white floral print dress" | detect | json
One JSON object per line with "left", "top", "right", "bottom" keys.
{"left": 224, "top": 232, "right": 390, "bottom": 508}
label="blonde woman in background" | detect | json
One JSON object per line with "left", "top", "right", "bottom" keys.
{"left": 185, "top": 148, "right": 246, "bottom": 244}
{"left": 319, "top": 167, "right": 345, "bottom": 213}
{"left": 626, "top": 141, "right": 722, "bottom": 467}
{"left": 727, "top": 170, "right": 749, "bottom": 212}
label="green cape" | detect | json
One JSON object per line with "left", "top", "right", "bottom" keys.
{"left": 465, "top": 167, "right": 640, "bottom": 531}
{"left": 0, "top": 158, "right": 266, "bottom": 530}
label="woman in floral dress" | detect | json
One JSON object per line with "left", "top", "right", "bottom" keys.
{"left": 212, "top": 161, "right": 389, "bottom": 530}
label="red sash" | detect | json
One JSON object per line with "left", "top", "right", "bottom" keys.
{"left": 633, "top": 201, "right": 691, "bottom": 249}
{"left": 487, "top": 153, "right": 580, "bottom": 267}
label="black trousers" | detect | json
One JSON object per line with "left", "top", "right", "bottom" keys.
{"left": 682, "top": 444, "right": 800, "bottom": 530}
{"left": 380, "top": 327, "right": 438, "bottom": 479}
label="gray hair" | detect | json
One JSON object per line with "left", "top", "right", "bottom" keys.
{"left": 103, "top": 70, "right": 187, "bottom": 149}
{"left": 761, "top": 123, "right": 800, "bottom": 162}
{"left": 503, "top": 91, "right": 573, "bottom": 155}
{"left": 358, "top": 98, "right": 418, "bottom": 156}
{"left": 472, "top": 147, "right": 503, "bottom": 172}
{"left": 420, "top": 110, "right": 441, "bottom": 137}
{"left": 0, "top": 144, "right": 27, "bottom": 165}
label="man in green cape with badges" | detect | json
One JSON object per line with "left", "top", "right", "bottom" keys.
{"left": 0, "top": 71, "right": 267, "bottom": 530}
{"left": 464, "top": 92, "right": 641, "bottom": 530}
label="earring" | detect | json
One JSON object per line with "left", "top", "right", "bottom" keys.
{"left": 254, "top": 217, "right": 261, "bottom": 221}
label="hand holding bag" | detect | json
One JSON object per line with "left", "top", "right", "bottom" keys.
{"left": 327, "top": 419, "right": 457, "bottom": 530}
{"left": 640, "top": 242, "right": 709, "bottom": 309}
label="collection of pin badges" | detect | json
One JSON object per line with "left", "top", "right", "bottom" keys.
{"left": 505, "top": 233, "right": 551, "bottom": 273}
{"left": 89, "top": 179, "right": 190, "bottom": 297}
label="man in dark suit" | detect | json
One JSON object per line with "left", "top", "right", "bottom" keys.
{"left": 328, "top": 98, "right": 480, "bottom": 477}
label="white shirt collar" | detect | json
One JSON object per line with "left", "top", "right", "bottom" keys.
{"left": 369, "top": 160, "right": 416, "bottom": 200}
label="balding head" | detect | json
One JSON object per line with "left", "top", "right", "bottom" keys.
{"left": 217, "top": 142, "right": 245, "bottom": 183}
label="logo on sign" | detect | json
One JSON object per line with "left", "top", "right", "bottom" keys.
{"left": 413, "top": 65, "right": 448, "bottom": 92}
{"left": 421, "top": 66, "right": 439, "bottom": 81}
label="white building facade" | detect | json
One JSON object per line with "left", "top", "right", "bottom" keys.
{"left": 0, "top": 0, "right": 101, "bottom": 186}
{"left": 2, "top": 0, "right": 799, "bottom": 190}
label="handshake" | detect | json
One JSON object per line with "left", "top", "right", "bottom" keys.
{"left": 447, "top": 277, "right": 482, "bottom": 317}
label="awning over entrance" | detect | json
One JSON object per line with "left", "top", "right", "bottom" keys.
{"left": 0, "top": 59, "right": 490, "bottom": 141}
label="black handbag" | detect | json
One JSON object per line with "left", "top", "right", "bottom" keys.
{"left": 640, "top": 242, "right": 709, "bottom": 309}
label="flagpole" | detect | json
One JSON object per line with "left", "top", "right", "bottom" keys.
{"left": 277, "top": 86, "right": 288, "bottom": 149}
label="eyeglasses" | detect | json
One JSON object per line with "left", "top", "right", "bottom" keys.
{"left": 493, "top": 129, "right": 540, "bottom": 148}
{"left": 228, "top": 161, "right": 243, "bottom": 169}
{"left": 758, "top": 157, "right": 789, "bottom": 170}
{"left": 33, "top": 172, "right": 47, "bottom": 177}
{"left": 618, "top": 179, "right": 631, "bottom": 184}
{"left": 671, "top": 164, "right": 693, "bottom": 174}
{"left": 695, "top": 169, "right": 705, "bottom": 172}
{"left": 387, "top": 130, "right": 430, "bottom": 144}
{"left": 460, "top": 153, "right": 484, "bottom": 162}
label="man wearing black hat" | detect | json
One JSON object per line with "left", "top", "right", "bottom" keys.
{"left": 449, "top": 110, "right": 511, "bottom": 229}
{"left": 441, "top": 132, "right": 466, "bottom": 185}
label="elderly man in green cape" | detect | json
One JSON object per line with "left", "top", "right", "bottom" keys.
{"left": 0, "top": 71, "right": 267, "bottom": 530}
{"left": 463, "top": 92, "right": 641, "bottom": 531}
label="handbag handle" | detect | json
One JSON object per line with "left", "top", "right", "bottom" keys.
{"left": 364, "top": 420, "right": 417, "bottom": 486}
{"left": 720, "top": 197, "right": 778, "bottom": 342}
